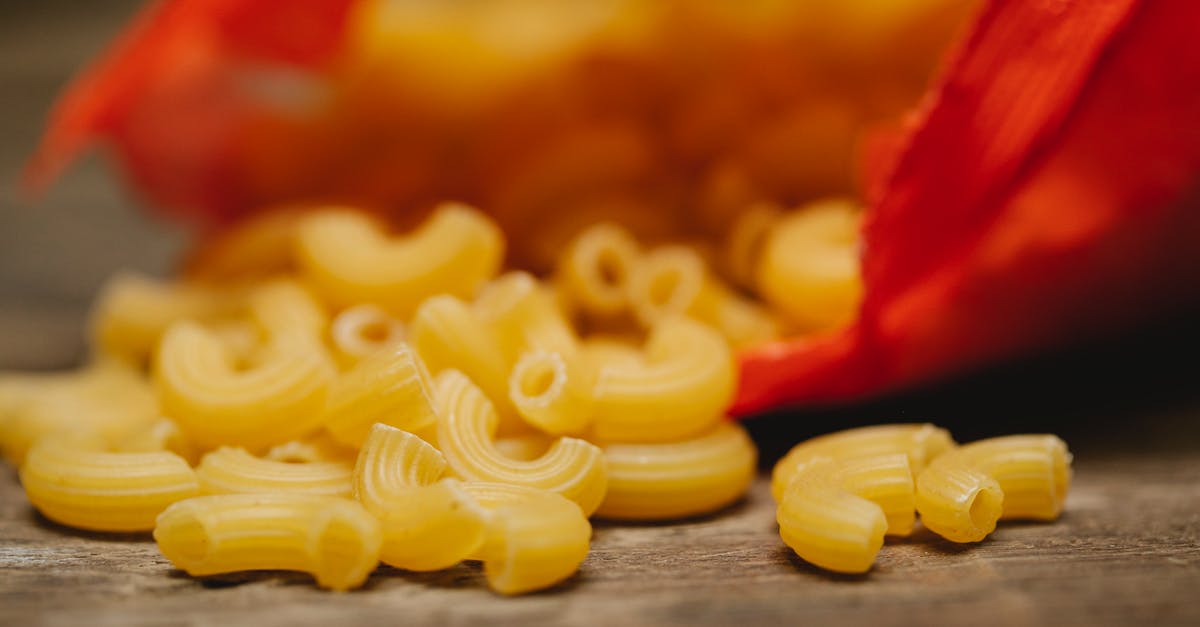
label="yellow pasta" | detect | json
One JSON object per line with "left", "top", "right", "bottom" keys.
{"left": 117, "top": 417, "right": 200, "bottom": 465}
{"left": 435, "top": 370, "right": 608, "bottom": 516}
{"left": 0, "top": 361, "right": 159, "bottom": 464}
{"left": 556, "top": 223, "right": 641, "bottom": 320}
{"left": 756, "top": 198, "right": 864, "bottom": 331}
{"left": 353, "top": 424, "right": 487, "bottom": 571}
{"left": 89, "top": 272, "right": 243, "bottom": 365}
{"left": 776, "top": 454, "right": 915, "bottom": 574}
{"left": 626, "top": 246, "right": 779, "bottom": 348}
{"left": 493, "top": 432, "right": 554, "bottom": 461}
{"left": 20, "top": 436, "right": 199, "bottom": 532}
{"left": 196, "top": 447, "right": 353, "bottom": 497}
{"left": 771, "top": 423, "right": 955, "bottom": 501}
{"left": 409, "top": 294, "right": 522, "bottom": 434}
{"left": 322, "top": 342, "right": 438, "bottom": 448}
{"left": 155, "top": 321, "right": 335, "bottom": 451}
{"left": 916, "top": 435, "right": 1072, "bottom": 543}
{"left": 473, "top": 271, "right": 580, "bottom": 361}
{"left": 462, "top": 482, "right": 592, "bottom": 596}
{"left": 328, "top": 304, "right": 405, "bottom": 368}
{"left": 154, "top": 494, "right": 382, "bottom": 591}
{"left": 590, "top": 317, "right": 735, "bottom": 443}
{"left": 294, "top": 203, "right": 504, "bottom": 314}
{"left": 246, "top": 279, "right": 329, "bottom": 344}
{"left": 597, "top": 422, "right": 756, "bottom": 521}
{"left": 265, "top": 433, "right": 358, "bottom": 464}
{"left": 508, "top": 351, "right": 594, "bottom": 436}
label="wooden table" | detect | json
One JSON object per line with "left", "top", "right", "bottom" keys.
{"left": 2, "top": 2, "right": 1198, "bottom": 625}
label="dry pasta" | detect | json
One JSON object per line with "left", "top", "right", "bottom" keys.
{"left": 590, "top": 317, "right": 735, "bottom": 443}
{"left": 473, "top": 271, "right": 580, "bottom": 361}
{"left": 322, "top": 342, "right": 438, "bottom": 448}
{"left": 328, "top": 304, "right": 405, "bottom": 368}
{"left": 90, "top": 273, "right": 243, "bottom": 365}
{"left": 154, "top": 493, "right": 382, "bottom": 591}
{"left": 771, "top": 423, "right": 955, "bottom": 501}
{"left": 508, "top": 351, "right": 594, "bottom": 436}
{"left": 776, "top": 454, "right": 916, "bottom": 574}
{"left": 117, "top": 417, "right": 199, "bottom": 465}
{"left": 294, "top": 203, "right": 504, "bottom": 314}
{"left": 20, "top": 435, "right": 199, "bottom": 532}
{"left": 556, "top": 223, "right": 641, "bottom": 320}
{"left": 265, "top": 433, "right": 357, "bottom": 464}
{"left": 916, "top": 435, "right": 1072, "bottom": 543}
{"left": 353, "top": 424, "right": 488, "bottom": 571}
{"left": 196, "top": 446, "right": 354, "bottom": 497}
{"left": 756, "top": 198, "right": 864, "bottom": 331}
{"left": 721, "top": 201, "right": 781, "bottom": 291}
{"left": 597, "top": 423, "right": 756, "bottom": 520}
{"left": 462, "top": 482, "right": 592, "bottom": 596}
{"left": 435, "top": 370, "right": 608, "bottom": 516}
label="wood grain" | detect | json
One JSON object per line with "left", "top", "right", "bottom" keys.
{"left": 2, "top": 454, "right": 1198, "bottom": 627}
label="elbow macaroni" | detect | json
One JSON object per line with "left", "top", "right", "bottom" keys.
{"left": 294, "top": 204, "right": 504, "bottom": 315}
{"left": 154, "top": 494, "right": 382, "bottom": 591}
{"left": 328, "top": 304, "right": 405, "bottom": 368}
{"left": 916, "top": 435, "right": 1072, "bottom": 543}
{"left": 508, "top": 351, "right": 594, "bottom": 436}
{"left": 322, "top": 343, "right": 438, "bottom": 448}
{"left": 196, "top": 447, "right": 354, "bottom": 498}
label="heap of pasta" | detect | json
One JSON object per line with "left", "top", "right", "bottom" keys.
{"left": 0, "top": 201, "right": 1073, "bottom": 590}
{"left": 1, "top": 201, "right": 822, "bottom": 593}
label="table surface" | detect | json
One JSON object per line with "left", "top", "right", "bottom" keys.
{"left": 2, "top": 2, "right": 1199, "bottom": 626}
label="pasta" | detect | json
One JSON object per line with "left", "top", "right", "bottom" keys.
{"left": 155, "top": 321, "right": 335, "bottom": 451}
{"left": 590, "top": 317, "right": 735, "bottom": 443}
{"left": 322, "top": 343, "right": 438, "bottom": 448}
{"left": 916, "top": 435, "right": 1072, "bottom": 543}
{"left": 408, "top": 294, "right": 521, "bottom": 434}
{"left": 353, "top": 424, "right": 487, "bottom": 571}
{"left": 462, "top": 482, "right": 592, "bottom": 596}
{"left": 508, "top": 351, "right": 594, "bottom": 436}
{"left": 196, "top": 446, "right": 354, "bottom": 497}
{"left": 118, "top": 417, "right": 199, "bottom": 465}
{"left": 555, "top": 223, "right": 641, "bottom": 320}
{"left": 771, "top": 423, "right": 955, "bottom": 501}
{"left": 20, "top": 435, "right": 199, "bottom": 532}
{"left": 154, "top": 494, "right": 382, "bottom": 591}
{"left": 626, "top": 245, "right": 779, "bottom": 348}
{"left": 265, "top": 433, "right": 357, "bottom": 464}
{"left": 597, "top": 423, "right": 756, "bottom": 521}
{"left": 473, "top": 271, "right": 579, "bottom": 361}
{"left": 435, "top": 370, "right": 608, "bottom": 516}
{"left": 328, "top": 304, "right": 405, "bottom": 368}
{"left": 756, "top": 198, "right": 864, "bottom": 331}
{"left": 776, "top": 454, "right": 915, "bottom": 574}
{"left": 294, "top": 203, "right": 504, "bottom": 314}
{"left": 89, "top": 273, "right": 243, "bottom": 365}
{"left": 721, "top": 201, "right": 781, "bottom": 291}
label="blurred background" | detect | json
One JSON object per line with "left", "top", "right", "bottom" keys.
{"left": 1, "top": 0, "right": 1197, "bottom": 461}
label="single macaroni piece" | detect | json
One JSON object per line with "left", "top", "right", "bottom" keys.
{"left": 155, "top": 321, "right": 335, "bottom": 451}
{"left": 508, "top": 351, "right": 594, "bottom": 436}
{"left": 590, "top": 317, "right": 735, "bottom": 443}
{"left": 294, "top": 203, "right": 504, "bottom": 315}
{"left": 0, "top": 362, "right": 158, "bottom": 464}
{"left": 493, "top": 432, "right": 554, "bottom": 461}
{"left": 196, "top": 447, "right": 353, "bottom": 497}
{"left": 771, "top": 423, "right": 955, "bottom": 501}
{"left": 353, "top": 424, "right": 487, "bottom": 571}
{"left": 577, "top": 336, "right": 642, "bottom": 374}
{"left": 556, "top": 223, "right": 641, "bottom": 320}
{"left": 627, "top": 245, "right": 778, "bottom": 348}
{"left": 473, "top": 272, "right": 579, "bottom": 361}
{"left": 322, "top": 343, "right": 438, "bottom": 448}
{"left": 462, "top": 482, "right": 592, "bottom": 596}
{"left": 722, "top": 201, "right": 781, "bottom": 291}
{"left": 182, "top": 208, "right": 304, "bottom": 281}
{"left": 916, "top": 435, "right": 1072, "bottom": 543}
{"left": 777, "top": 454, "right": 916, "bottom": 574}
{"left": 20, "top": 436, "right": 199, "bottom": 532}
{"left": 329, "top": 304, "right": 405, "bottom": 368}
{"left": 436, "top": 370, "right": 608, "bottom": 516}
{"left": 597, "top": 423, "right": 756, "bottom": 520}
{"left": 409, "top": 294, "right": 521, "bottom": 434}
{"left": 154, "top": 494, "right": 382, "bottom": 591}
{"left": 90, "top": 273, "right": 243, "bottom": 365}
{"left": 756, "top": 198, "right": 864, "bottom": 331}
